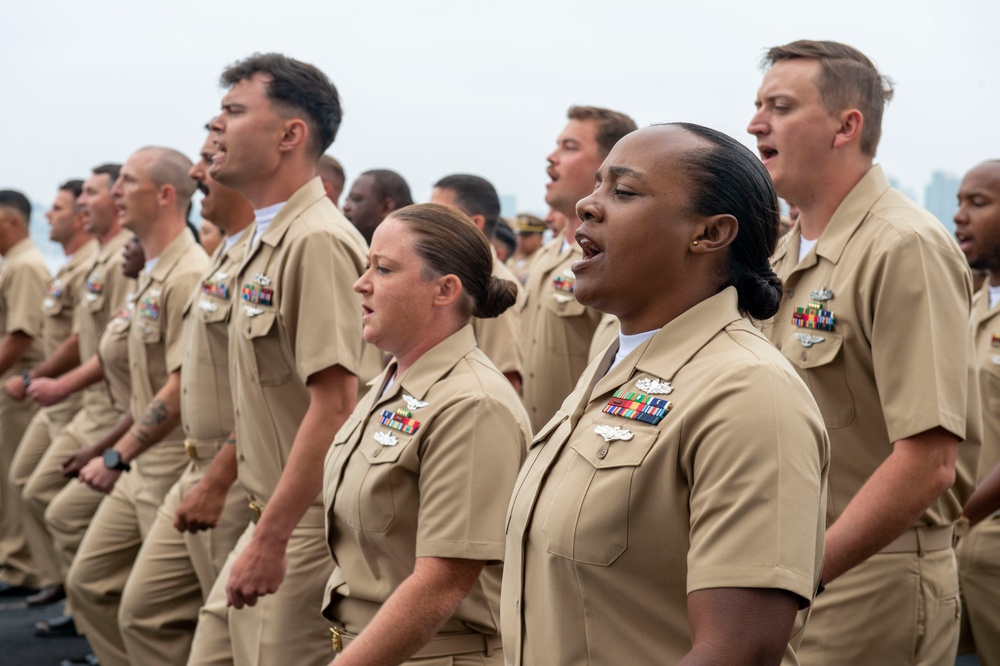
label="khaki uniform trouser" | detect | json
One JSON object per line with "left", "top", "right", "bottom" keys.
{"left": 187, "top": 505, "right": 333, "bottom": 666}
{"left": 118, "top": 442, "right": 248, "bottom": 666}
{"left": 799, "top": 537, "right": 960, "bottom": 666}
{"left": 0, "top": 374, "right": 40, "bottom": 587}
{"left": 66, "top": 450, "right": 186, "bottom": 666}
{"left": 957, "top": 515, "right": 1000, "bottom": 666}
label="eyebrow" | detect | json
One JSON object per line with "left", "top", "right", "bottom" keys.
{"left": 606, "top": 166, "right": 647, "bottom": 182}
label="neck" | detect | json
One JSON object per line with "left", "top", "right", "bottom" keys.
{"left": 392, "top": 320, "right": 463, "bottom": 376}
{"left": 215, "top": 213, "right": 254, "bottom": 237}
{"left": 988, "top": 271, "right": 1000, "bottom": 289}
{"left": 139, "top": 218, "right": 185, "bottom": 261}
{"left": 617, "top": 281, "right": 720, "bottom": 335}
{"left": 243, "top": 161, "right": 316, "bottom": 209}
{"left": 62, "top": 232, "right": 93, "bottom": 256}
{"left": 793, "top": 160, "right": 872, "bottom": 240}
{"left": 98, "top": 220, "right": 124, "bottom": 246}
{"left": 0, "top": 234, "right": 26, "bottom": 256}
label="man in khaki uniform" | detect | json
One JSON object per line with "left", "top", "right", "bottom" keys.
{"left": 342, "top": 169, "right": 412, "bottom": 245}
{"left": 521, "top": 106, "right": 635, "bottom": 432}
{"left": 430, "top": 174, "right": 525, "bottom": 392}
{"left": 4, "top": 180, "right": 96, "bottom": 604}
{"left": 65, "top": 147, "right": 209, "bottom": 666}
{"left": 506, "top": 214, "right": 545, "bottom": 286}
{"left": 953, "top": 160, "right": 1000, "bottom": 666}
{"left": 187, "top": 54, "right": 365, "bottom": 666}
{"left": 749, "top": 40, "right": 979, "bottom": 664}
{"left": 117, "top": 134, "right": 254, "bottom": 665}
{"left": 0, "top": 190, "right": 51, "bottom": 594}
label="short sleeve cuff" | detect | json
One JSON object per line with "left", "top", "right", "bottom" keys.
{"left": 688, "top": 565, "right": 815, "bottom": 605}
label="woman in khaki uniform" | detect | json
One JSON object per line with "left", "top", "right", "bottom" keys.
{"left": 502, "top": 124, "right": 829, "bottom": 665}
{"left": 322, "top": 204, "right": 530, "bottom": 666}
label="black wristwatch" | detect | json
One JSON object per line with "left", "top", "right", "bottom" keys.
{"left": 21, "top": 371, "right": 31, "bottom": 388}
{"left": 103, "top": 449, "right": 131, "bottom": 472}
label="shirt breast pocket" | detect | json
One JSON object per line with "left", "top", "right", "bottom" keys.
{"left": 782, "top": 330, "right": 854, "bottom": 429}
{"left": 240, "top": 309, "right": 293, "bottom": 387}
{"left": 339, "top": 433, "right": 409, "bottom": 533}
{"left": 542, "top": 421, "right": 656, "bottom": 565}
{"left": 136, "top": 318, "right": 162, "bottom": 345}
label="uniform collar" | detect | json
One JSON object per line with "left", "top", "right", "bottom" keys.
{"left": 974, "top": 284, "right": 1000, "bottom": 326}
{"left": 2, "top": 236, "right": 35, "bottom": 260}
{"left": 592, "top": 287, "right": 744, "bottom": 398}
{"left": 383, "top": 325, "right": 478, "bottom": 403}
{"left": 257, "top": 177, "right": 328, "bottom": 249}
{"left": 211, "top": 224, "right": 253, "bottom": 269}
{"left": 147, "top": 227, "right": 197, "bottom": 283}
{"left": 58, "top": 238, "right": 99, "bottom": 276}
{"left": 95, "top": 229, "right": 133, "bottom": 265}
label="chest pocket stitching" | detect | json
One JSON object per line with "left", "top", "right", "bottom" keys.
{"left": 541, "top": 421, "right": 656, "bottom": 565}
{"left": 781, "top": 330, "right": 854, "bottom": 429}
{"left": 342, "top": 433, "right": 413, "bottom": 533}
{"left": 241, "top": 310, "right": 293, "bottom": 387}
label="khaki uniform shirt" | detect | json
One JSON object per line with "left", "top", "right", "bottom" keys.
{"left": 180, "top": 230, "right": 252, "bottom": 444}
{"left": 230, "top": 177, "right": 367, "bottom": 510}
{"left": 506, "top": 247, "right": 542, "bottom": 287}
{"left": 521, "top": 232, "right": 602, "bottom": 432}
{"left": 972, "top": 288, "right": 1000, "bottom": 480}
{"left": 126, "top": 229, "right": 208, "bottom": 477}
{"left": 40, "top": 239, "right": 98, "bottom": 425}
{"left": 98, "top": 293, "right": 135, "bottom": 414}
{"left": 79, "top": 231, "right": 135, "bottom": 423}
{"left": 502, "top": 288, "right": 829, "bottom": 665}
{"left": 0, "top": 238, "right": 50, "bottom": 373}
{"left": 322, "top": 325, "right": 530, "bottom": 636}
{"left": 767, "top": 165, "right": 979, "bottom": 527}
{"left": 588, "top": 313, "right": 619, "bottom": 362}
{"left": 471, "top": 248, "right": 524, "bottom": 380}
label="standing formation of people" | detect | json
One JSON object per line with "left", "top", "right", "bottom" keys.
{"left": 0, "top": 39, "right": 996, "bottom": 666}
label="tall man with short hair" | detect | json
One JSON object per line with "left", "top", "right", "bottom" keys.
{"left": 0, "top": 189, "right": 50, "bottom": 594}
{"left": 953, "top": 159, "right": 1000, "bottom": 666}
{"left": 521, "top": 106, "right": 636, "bottom": 431}
{"left": 749, "top": 40, "right": 980, "bottom": 664}
{"left": 66, "top": 147, "right": 210, "bottom": 666}
{"left": 431, "top": 173, "right": 525, "bottom": 392}
{"left": 187, "top": 53, "right": 366, "bottom": 666}
{"left": 342, "top": 168, "right": 413, "bottom": 244}
{"left": 5, "top": 180, "right": 97, "bottom": 605}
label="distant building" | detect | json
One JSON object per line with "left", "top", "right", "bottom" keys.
{"left": 923, "top": 171, "right": 960, "bottom": 234}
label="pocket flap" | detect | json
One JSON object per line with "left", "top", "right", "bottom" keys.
{"left": 242, "top": 309, "right": 277, "bottom": 339}
{"left": 782, "top": 331, "right": 844, "bottom": 369}
{"left": 359, "top": 431, "right": 409, "bottom": 464}
{"left": 570, "top": 419, "right": 657, "bottom": 469}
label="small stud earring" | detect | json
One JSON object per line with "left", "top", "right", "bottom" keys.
{"left": 691, "top": 241, "right": 699, "bottom": 246}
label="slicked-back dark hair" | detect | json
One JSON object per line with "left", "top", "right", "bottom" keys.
{"left": 221, "top": 52, "right": 342, "bottom": 159}
{"left": 433, "top": 174, "right": 502, "bottom": 239}
{"left": 59, "top": 179, "right": 84, "bottom": 202}
{"left": 362, "top": 169, "right": 413, "bottom": 209}
{"left": 0, "top": 190, "right": 32, "bottom": 225}
{"left": 92, "top": 163, "right": 121, "bottom": 186}
{"left": 762, "top": 40, "right": 894, "bottom": 157}
{"left": 668, "top": 122, "right": 784, "bottom": 320}
{"left": 568, "top": 106, "right": 638, "bottom": 157}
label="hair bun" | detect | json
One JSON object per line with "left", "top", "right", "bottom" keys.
{"left": 473, "top": 276, "right": 518, "bottom": 319}
{"left": 735, "top": 266, "right": 783, "bottom": 320}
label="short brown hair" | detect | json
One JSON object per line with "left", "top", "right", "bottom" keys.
{"left": 762, "top": 40, "right": 894, "bottom": 157}
{"left": 387, "top": 204, "right": 517, "bottom": 320}
{"left": 567, "top": 106, "right": 637, "bottom": 157}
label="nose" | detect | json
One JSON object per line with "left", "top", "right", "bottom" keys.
{"left": 747, "top": 108, "right": 767, "bottom": 136}
{"left": 546, "top": 149, "right": 558, "bottom": 167}
{"left": 353, "top": 266, "right": 372, "bottom": 294}
{"left": 208, "top": 115, "right": 224, "bottom": 134}
{"left": 576, "top": 190, "right": 603, "bottom": 223}
{"left": 954, "top": 203, "right": 968, "bottom": 227}
{"left": 111, "top": 176, "right": 124, "bottom": 199}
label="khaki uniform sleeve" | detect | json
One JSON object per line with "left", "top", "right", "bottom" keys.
{"left": 5, "top": 260, "right": 48, "bottom": 338}
{"left": 415, "top": 395, "right": 526, "bottom": 562}
{"left": 280, "top": 232, "right": 363, "bottom": 383}
{"left": 685, "top": 360, "right": 828, "bottom": 603}
{"left": 164, "top": 268, "right": 204, "bottom": 373}
{"left": 868, "top": 233, "right": 971, "bottom": 443}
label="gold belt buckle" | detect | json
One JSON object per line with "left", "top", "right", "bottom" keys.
{"left": 249, "top": 502, "right": 261, "bottom": 522}
{"left": 330, "top": 627, "right": 342, "bottom": 653}
{"left": 184, "top": 439, "right": 198, "bottom": 459}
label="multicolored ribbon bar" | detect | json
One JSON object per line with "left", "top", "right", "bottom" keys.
{"left": 992, "top": 333, "right": 1000, "bottom": 349}
{"left": 379, "top": 408, "right": 421, "bottom": 435}
{"left": 86, "top": 276, "right": 104, "bottom": 295}
{"left": 553, "top": 276, "right": 575, "bottom": 293}
{"left": 138, "top": 296, "right": 160, "bottom": 321}
{"left": 203, "top": 279, "right": 230, "bottom": 300}
{"left": 792, "top": 302, "right": 835, "bottom": 331}
{"left": 602, "top": 389, "right": 671, "bottom": 425}
{"left": 241, "top": 284, "right": 274, "bottom": 306}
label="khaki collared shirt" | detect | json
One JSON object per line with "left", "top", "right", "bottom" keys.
{"left": 98, "top": 292, "right": 135, "bottom": 413}
{"left": 230, "top": 177, "right": 367, "bottom": 509}
{"left": 972, "top": 288, "right": 1000, "bottom": 479}
{"left": 322, "top": 325, "right": 530, "bottom": 636}
{"left": 78, "top": 230, "right": 135, "bottom": 420}
{"left": 506, "top": 247, "right": 542, "bottom": 287}
{"left": 0, "top": 237, "right": 50, "bottom": 372}
{"left": 521, "top": 232, "right": 602, "bottom": 432}
{"left": 471, "top": 247, "right": 524, "bottom": 379}
{"left": 126, "top": 229, "right": 208, "bottom": 477}
{"left": 41, "top": 239, "right": 98, "bottom": 424}
{"left": 767, "top": 165, "right": 980, "bottom": 527}
{"left": 502, "top": 288, "right": 828, "bottom": 665}
{"left": 588, "top": 312, "right": 619, "bottom": 362}
{"left": 180, "top": 229, "right": 252, "bottom": 442}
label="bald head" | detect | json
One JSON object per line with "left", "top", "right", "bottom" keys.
{"left": 136, "top": 146, "right": 197, "bottom": 212}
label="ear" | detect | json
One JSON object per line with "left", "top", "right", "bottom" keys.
{"left": 470, "top": 214, "right": 486, "bottom": 233}
{"left": 379, "top": 197, "right": 395, "bottom": 216}
{"left": 73, "top": 209, "right": 88, "bottom": 231}
{"left": 432, "top": 274, "right": 463, "bottom": 309}
{"left": 158, "top": 184, "right": 177, "bottom": 210}
{"left": 832, "top": 109, "right": 863, "bottom": 149}
{"left": 690, "top": 214, "right": 738, "bottom": 254}
{"left": 277, "top": 118, "right": 309, "bottom": 154}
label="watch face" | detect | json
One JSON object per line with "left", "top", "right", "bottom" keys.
{"left": 103, "top": 449, "right": 122, "bottom": 470}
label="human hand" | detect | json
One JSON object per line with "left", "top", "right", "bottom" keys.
{"left": 226, "top": 536, "right": 287, "bottom": 609}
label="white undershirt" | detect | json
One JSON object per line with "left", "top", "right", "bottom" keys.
{"left": 222, "top": 226, "right": 248, "bottom": 254}
{"left": 251, "top": 202, "right": 286, "bottom": 249}
{"left": 611, "top": 328, "right": 660, "bottom": 371}
{"left": 798, "top": 235, "right": 819, "bottom": 263}
{"left": 143, "top": 257, "right": 160, "bottom": 276}
{"left": 561, "top": 238, "right": 571, "bottom": 255}
{"left": 989, "top": 284, "right": 1000, "bottom": 311}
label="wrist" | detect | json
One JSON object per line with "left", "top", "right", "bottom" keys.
{"left": 102, "top": 448, "right": 131, "bottom": 472}
{"left": 21, "top": 370, "right": 31, "bottom": 388}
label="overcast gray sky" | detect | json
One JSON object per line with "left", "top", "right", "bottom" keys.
{"left": 3, "top": 0, "right": 998, "bottom": 218}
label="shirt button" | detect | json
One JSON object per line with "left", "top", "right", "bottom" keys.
{"left": 597, "top": 447, "right": 608, "bottom": 459}
{"left": 372, "top": 447, "right": 381, "bottom": 457}
{"left": 238, "top": 454, "right": 245, "bottom": 462}
{"left": 787, "top": 289, "right": 794, "bottom": 297}
{"left": 801, "top": 352, "right": 807, "bottom": 362}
